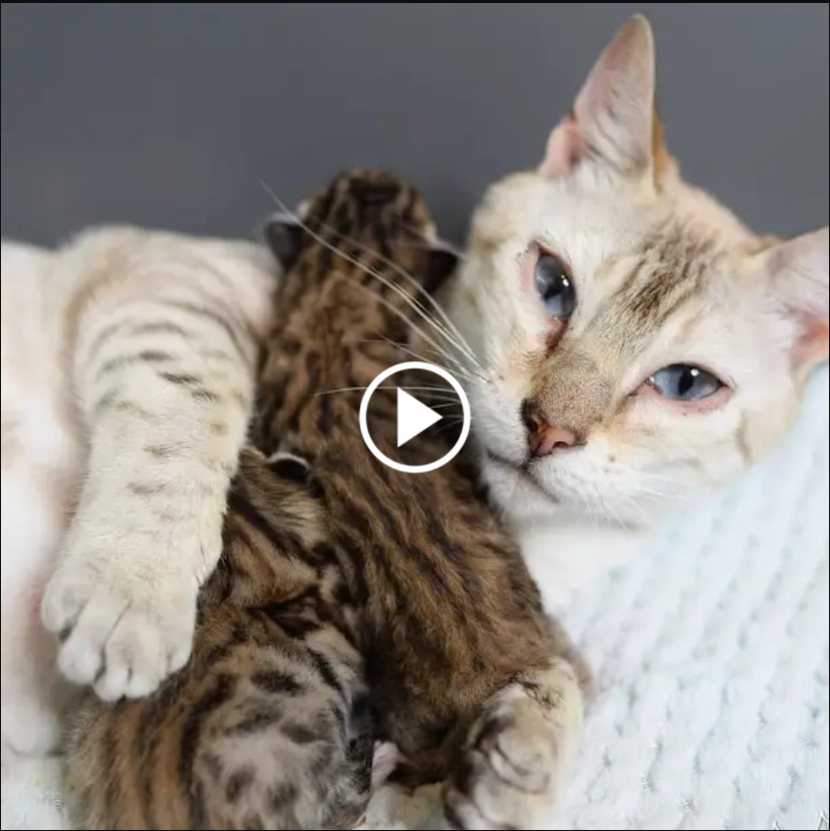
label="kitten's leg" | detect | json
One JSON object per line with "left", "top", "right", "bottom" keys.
{"left": 371, "top": 741, "right": 404, "bottom": 789}
{"left": 40, "top": 232, "right": 274, "bottom": 701}
{"left": 443, "top": 646, "right": 592, "bottom": 831}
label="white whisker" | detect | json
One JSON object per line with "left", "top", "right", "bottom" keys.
{"left": 311, "top": 215, "right": 482, "bottom": 371}
{"left": 359, "top": 336, "right": 477, "bottom": 384}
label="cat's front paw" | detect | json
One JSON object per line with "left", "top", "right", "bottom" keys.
{"left": 442, "top": 685, "right": 573, "bottom": 831}
{"left": 41, "top": 536, "right": 201, "bottom": 702}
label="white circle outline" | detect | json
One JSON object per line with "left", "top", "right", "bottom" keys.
{"left": 359, "top": 361, "right": 471, "bottom": 474}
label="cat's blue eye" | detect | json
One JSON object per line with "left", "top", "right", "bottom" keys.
{"left": 648, "top": 364, "right": 723, "bottom": 401}
{"left": 534, "top": 253, "right": 575, "bottom": 319}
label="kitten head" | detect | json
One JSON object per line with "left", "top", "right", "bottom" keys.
{"left": 261, "top": 169, "right": 458, "bottom": 313}
{"left": 450, "top": 15, "right": 828, "bottom": 527}
{"left": 259, "top": 169, "right": 459, "bottom": 392}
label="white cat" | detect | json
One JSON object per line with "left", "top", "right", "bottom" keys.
{"left": 1, "top": 227, "right": 278, "bottom": 767}
{"left": 439, "top": 15, "right": 828, "bottom": 612}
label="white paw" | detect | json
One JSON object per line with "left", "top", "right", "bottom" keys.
{"left": 443, "top": 691, "right": 560, "bottom": 831}
{"left": 41, "top": 544, "right": 199, "bottom": 702}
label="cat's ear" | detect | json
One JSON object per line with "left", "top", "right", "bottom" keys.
{"left": 423, "top": 245, "right": 461, "bottom": 295}
{"left": 758, "top": 227, "right": 829, "bottom": 375}
{"left": 541, "top": 15, "right": 668, "bottom": 183}
{"left": 261, "top": 213, "right": 304, "bottom": 271}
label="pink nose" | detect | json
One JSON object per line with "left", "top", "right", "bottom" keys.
{"left": 522, "top": 401, "right": 577, "bottom": 458}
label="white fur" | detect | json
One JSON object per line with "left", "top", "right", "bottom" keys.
{"left": 1, "top": 229, "right": 278, "bottom": 769}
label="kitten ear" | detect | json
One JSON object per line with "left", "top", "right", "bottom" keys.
{"left": 261, "top": 213, "right": 304, "bottom": 270}
{"left": 423, "top": 245, "right": 461, "bottom": 296}
{"left": 542, "top": 15, "right": 664, "bottom": 181}
{"left": 759, "top": 227, "right": 829, "bottom": 374}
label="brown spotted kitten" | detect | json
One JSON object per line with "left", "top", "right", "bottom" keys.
{"left": 65, "top": 170, "right": 592, "bottom": 831}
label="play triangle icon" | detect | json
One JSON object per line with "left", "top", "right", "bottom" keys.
{"left": 397, "top": 388, "right": 443, "bottom": 447}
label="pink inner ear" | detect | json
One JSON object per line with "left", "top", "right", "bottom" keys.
{"left": 792, "top": 317, "right": 830, "bottom": 369}
{"left": 542, "top": 112, "right": 586, "bottom": 178}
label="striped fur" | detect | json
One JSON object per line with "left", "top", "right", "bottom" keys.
{"left": 65, "top": 170, "right": 592, "bottom": 830}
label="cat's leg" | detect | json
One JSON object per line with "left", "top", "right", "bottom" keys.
{"left": 442, "top": 643, "right": 592, "bottom": 831}
{"left": 39, "top": 229, "right": 277, "bottom": 702}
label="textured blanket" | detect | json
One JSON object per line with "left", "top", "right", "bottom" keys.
{"left": 3, "top": 367, "right": 828, "bottom": 831}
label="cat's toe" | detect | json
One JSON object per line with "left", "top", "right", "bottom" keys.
{"left": 94, "top": 600, "right": 193, "bottom": 700}
{"left": 475, "top": 712, "right": 550, "bottom": 794}
{"left": 443, "top": 749, "right": 547, "bottom": 831}
{"left": 42, "top": 562, "right": 196, "bottom": 701}
{"left": 442, "top": 705, "right": 558, "bottom": 831}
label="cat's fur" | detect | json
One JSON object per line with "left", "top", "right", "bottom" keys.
{"left": 65, "top": 170, "right": 591, "bottom": 831}
{"left": 2, "top": 11, "right": 825, "bottom": 817}
{"left": 1, "top": 228, "right": 278, "bottom": 765}
{"left": 438, "top": 15, "right": 829, "bottom": 608}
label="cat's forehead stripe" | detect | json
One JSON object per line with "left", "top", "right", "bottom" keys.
{"left": 601, "top": 220, "right": 720, "bottom": 340}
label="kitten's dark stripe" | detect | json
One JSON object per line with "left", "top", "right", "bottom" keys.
{"left": 251, "top": 669, "right": 304, "bottom": 696}
{"left": 226, "top": 488, "right": 293, "bottom": 556}
{"left": 225, "top": 767, "right": 255, "bottom": 803}
{"left": 268, "top": 781, "right": 300, "bottom": 813}
{"left": 305, "top": 648, "right": 346, "bottom": 702}
{"left": 226, "top": 706, "right": 281, "bottom": 735}
{"left": 179, "top": 674, "right": 237, "bottom": 829}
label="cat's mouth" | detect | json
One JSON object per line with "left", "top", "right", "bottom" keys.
{"left": 483, "top": 449, "right": 559, "bottom": 504}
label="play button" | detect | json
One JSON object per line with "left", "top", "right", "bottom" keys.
{"left": 359, "top": 361, "right": 472, "bottom": 473}
{"left": 396, "top": 388, "right": 443, "bottom": 447}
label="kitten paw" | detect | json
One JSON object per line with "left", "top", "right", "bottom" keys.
{"left": 41, "top": 547, "right": 199, "bottom": 702}
{"left": 371, "top": 741, "right": 404, "bottom": 790}
{"left": 443, "top": 685, "right": 570, "bottom": 831}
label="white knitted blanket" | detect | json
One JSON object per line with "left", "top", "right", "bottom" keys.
{"left": 3, "top": 366, "right": 828, "bottom": 831}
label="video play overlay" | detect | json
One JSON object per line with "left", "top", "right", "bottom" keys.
{"left": 359, "top": 362, "right": 470, "bottom": 474}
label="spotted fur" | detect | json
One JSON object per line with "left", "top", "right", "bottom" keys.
{"left": 65, "top": 170, "right": 592, "bottom": 830}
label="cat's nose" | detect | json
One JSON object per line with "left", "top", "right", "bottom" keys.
{"left": 521, "top": 400, "right": 577, "bottom": 458}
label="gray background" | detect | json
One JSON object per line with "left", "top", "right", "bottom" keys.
{"left": 2, "top": 3, "right": 828, "bottom": 248}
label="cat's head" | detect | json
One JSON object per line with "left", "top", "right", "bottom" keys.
{"left": 261, "top": 168, "right": 458, "bottom": 330}
{"left": 449, "top": 15, "right": 829, "bottom": 527}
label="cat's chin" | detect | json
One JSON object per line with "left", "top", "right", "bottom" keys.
{"left": 481, "top": 451, "right": 570, "bottom": 521}
{"left": 481, "top": 449, "right": 664, "bottom": 531}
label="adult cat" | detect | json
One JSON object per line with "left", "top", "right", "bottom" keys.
{"left": 437, "top": 15, "right": 828, "bottom": 610}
